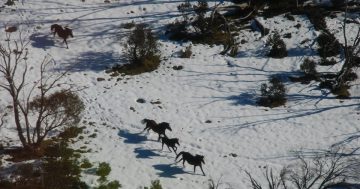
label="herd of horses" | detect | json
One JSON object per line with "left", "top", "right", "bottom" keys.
{"left": 48, "top": 24, "right": 206, "bottom": 176}
{"left": 141, "top": 119, "right": 206, "bottom": 176}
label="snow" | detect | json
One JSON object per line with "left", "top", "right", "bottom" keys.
{"left": 1, "top": 0, "right": 360, "bottom": 189}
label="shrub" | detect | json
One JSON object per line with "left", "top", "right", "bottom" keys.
{"left": 121, "top": 21, "right": 135, "bottom": 29}
{"left": 125, "top": 24, "right": 159, "bottom": 64}
{"left": 320, "top": 58, "right": 337, "bottom": 66}
{"left": 258, "top": 77, "right": 287, "bottom": 108}
{"left": 180, "top": 45, "right": 192, "bottom": 58}
{"left": 96, "top": 181, "right": 121, "bottom": 189}
{"left": 300, "top": 58, "right": 317, "bottom": 76}
{"left": 306, "top": 8, "right": 327, "bottom": 31}
{"left": 268, "top": 0, "right": 297, "bottom": 12}
{"left": 166, "top": 0, "right": 232, "bottom": 47}
{"left": 96, "top": 162, "right": 111, "bottom": 182}
{"left": 332, "top": 84, "right": 350, "bottom": 99}
{"left": 80, "top": 158, "right": 93, "bottom": 169}
{"left": 317, "top": 32, "right": 341, "bottom": 58}
{"left": 144, "top": 180, "right": 163, "bottom": 189}
{"left": 59, "top": 126, "right": 85, "bottom": 141}
{"left": 5, "top": 0, "right": 15, "bottom": 6}
{"left": 331, "top": 0, "right": 345, "bottom": 7}
{"left": 267, "top": 32, "right": 287, "bottom": 58}
{"left": 112, "top": 24, "right": 160, "bottom": 75}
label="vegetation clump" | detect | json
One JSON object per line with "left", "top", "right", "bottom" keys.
{"left": 111, "top": 24, "right": 160, "bottom": 75}
{"left": 267, "top": 32, "right": 287, "bottom": 58}
{"left": 166, "top": 0, "right": 233, "bottom": 48}
{"left": 144, "top": 180, "right": 163, "bottom": 189}
{"left": 257, "top": 77, "right": 287, "bottom": 108}
{"left": 317, "top": 32, "right": 341, "bottom": 58}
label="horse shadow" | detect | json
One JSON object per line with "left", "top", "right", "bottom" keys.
{"left": 118, "top": 129, "right": 147, "bottom": 144}
{"left": 152, "top": 164, "right": 189, "bottom": 178}
{"left": 63, "top": 51, "right": 121, "bottom": 72}
{"left": 29, "top": 33, "right": 54, "bottom": 49}
{"left": 226, "top": 92, "right": 257, "bottom": 106}
{"left": 134, "top": 147, "right": 162, "bottom": 159}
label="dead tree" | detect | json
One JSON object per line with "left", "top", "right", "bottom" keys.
{"left": 0, "top": 31, "right": 84, "bottom": 151}
{"left": 246, "top": 148, "right": 357, "bottom": 189}
{"left": 335, "top": 0, "right": 360, "bottom": 89}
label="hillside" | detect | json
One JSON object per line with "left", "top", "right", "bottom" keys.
{"left": 0, "top": 0, "right": 359, "bottom": 189}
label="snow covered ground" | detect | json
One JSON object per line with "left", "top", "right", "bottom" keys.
{"left": 0, "top": 0, "right": 359, "bottom": 188}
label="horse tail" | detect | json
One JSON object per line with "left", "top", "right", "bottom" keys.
{"left": 176, "top": 151, "right": 185, "bottom": 161}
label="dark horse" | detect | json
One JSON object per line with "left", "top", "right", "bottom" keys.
{"left": 160, "top": 136, "right": 180, "bottom": 154}
{"left": 175, "top": 151, "right": 205, "bottom": 176}
{"left": 141, "top": 119, "right": 172, "bottom": 141}
{"left": 51, "top": 24, "right": 73, "bottom": 49}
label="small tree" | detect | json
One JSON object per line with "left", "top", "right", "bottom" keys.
{"left": 300, "top": 58, "right": 317, "bottom": 76}
{"left": 114, "top": 24, "right": 161, "bottom": 75}
{"left": 334, "top": 0, "right": 360, "bottom": 93}
{"left": 125, "top": 24, "right": 159, "bottom": 65}
{"left": 258, "top": 77, "right": 287, "bottom": 108}
{"left": 267, "top": 32, "right": 288, "bottom": 58}
{"left": 0, "top": 31, "right": 84, "bottom": 151}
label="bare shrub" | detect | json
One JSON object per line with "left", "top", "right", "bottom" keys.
{"left": 246, "top": 148, "right": 358, "bottom": 189}
{"left": 0, "top": 32, "right": 84, "bottom": 151}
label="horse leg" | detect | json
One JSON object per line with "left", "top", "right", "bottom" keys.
{"left": 182, "top": 159, "right": 185, "bottom": 168}
{"left": 176, "top": 158, "right": 183, "bottom": 164}
{"left": 167, "top": 145, "right": 172, "bottom": 152}
{"left": 199, "top": 164, "right": 205, "bottom": 176}
{"left": 194, "top": 165, "right": 196, "bottom": 173}
{"left": 63, "top": 39, "right": 69, "bottom": 49}
{"left": 157, "top": 134, "right": 161, "bottom": 142}
{"left": 161, "top": 142, "right": 165, "bottom": 151}
{"left": 172, "top": 147, "right": 177, "bottom": 155}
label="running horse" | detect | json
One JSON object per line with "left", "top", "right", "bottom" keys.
{"left": 51, "top": 24, "right": 73, "bottom": 49}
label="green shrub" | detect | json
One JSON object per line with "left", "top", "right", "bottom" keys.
{"left": 300, "top": 58, "right": 317, "bottom": 76}
{"left": 121, "top": 21, "right": 135, "bottom": 29}
{"left": 96, "top": 181, "right": 122, "bottom": 189}
{"left": 305, "top": 8, "right": 327, "bottom": 31}
{"left": 258, "top": 77, "right": 287, "bottom": 108}
{"left": 332, "top": 84, "right": 350, "bottom": 99}
{"left": 166, "top": 0, "right": 233, "bottom": 47}
{"left": 267, "top": 32, "right": 287, "bottom": 58}
{"left": 317, "top": 32, "right": 341, "bottom": 58}
{"left": 112, "top": 24, "right": 160, "bottom": 75}
{"left": 96, "top": 162, "right": 111, "bottom": 182}
{"left": 144, "top": 180, "right": 163, "bottom": 189}
{"left": 59, "top": 126, "right": 85, "bottom": 141}
{"left": 80, "top": 158, "right": 93, "bottom": 169}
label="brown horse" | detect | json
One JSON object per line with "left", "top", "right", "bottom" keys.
{"left": 51, "top": 24, "right": 73, "bottom": 49}
{"left": 141, "top": 119, "right": 172, "bottom": 141}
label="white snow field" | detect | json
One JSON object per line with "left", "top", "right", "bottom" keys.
{"left": 0, "top": 0, "right": 359, "bottom": 188}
